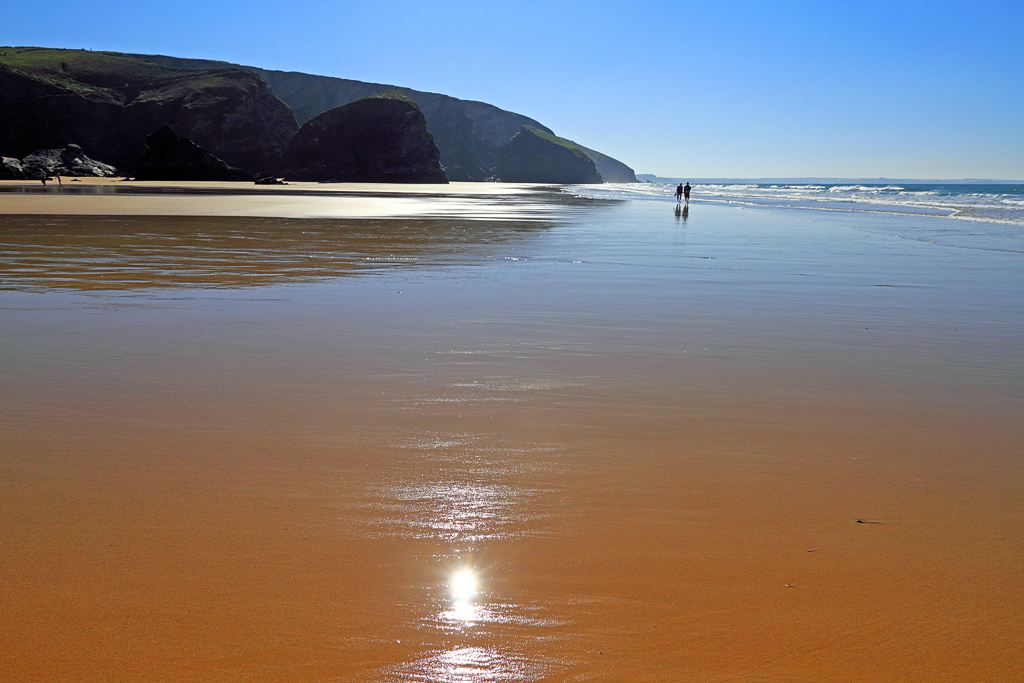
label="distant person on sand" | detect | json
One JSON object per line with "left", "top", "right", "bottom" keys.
{"left": 39, "top": 172, "right": 46, "bottom": 187}
{"left": 675, "top": 183, "right": 683, "bottom": 203}
{"left": 56, "top": 174, "right": 63, "bottom": 189}
{"left": 684, "top": 182, "right": 691, "bottom": 202}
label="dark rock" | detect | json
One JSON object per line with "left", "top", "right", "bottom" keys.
{"left": 135, "top": 124, "right": 254, "bottom": 181}
{"left": 282, "top": 91, "right": 447, "bottom": 183}
{"left": 254, "top": 176, "right": 286, "bottom": 185}
{"left": 496, "top": 126, "right": 602, "bottom": 184}
{"left": 2, "top": 47, "right": 638, "bottom": 183}
{"left": 114, "top": 68, "right": 297, "bottom": 175}
{"left": 0, "top": 60, "right": 122, "bottom": 161}
{"left": 0, "top": 48, "right": 297, "bottom": 175}
{"left": 135, "top": 59, "right": 538, "bottom": 181}
{"left": 19, "top": 145, "right": 119, "bottom": 177}
{"left": 1, "top": 156, "right": 25, "bottom": 179}
{"left": 250, "top": 71, "right": 638, "bottom": 182}
{"left": 129, "top": 55, "right": 638, "bottom": 183}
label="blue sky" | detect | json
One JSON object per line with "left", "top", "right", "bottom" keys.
{"left": 4, "top": 0, "right": 1022, "bottom": 178}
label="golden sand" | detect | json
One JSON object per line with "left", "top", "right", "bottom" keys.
{"left": 3, "top": 357, "right": 1020, "bottom": 682}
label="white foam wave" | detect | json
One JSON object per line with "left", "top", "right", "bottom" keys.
{"left": 563, "top": 182, "right": 1024, "bottom": 228}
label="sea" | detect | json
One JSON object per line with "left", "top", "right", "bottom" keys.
{"left": 567, "top": 181, "right": 1024, "bottom": 253}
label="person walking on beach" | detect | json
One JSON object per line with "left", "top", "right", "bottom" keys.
{"left": 683, "top": 182, "right": 691, "bottom": 203}
{"left": 675, "top": 183, "right": 683, "bottom": 203}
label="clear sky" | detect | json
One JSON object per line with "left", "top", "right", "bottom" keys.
{"left": 4, "top": 0, "right": 1022, "bottom": 179}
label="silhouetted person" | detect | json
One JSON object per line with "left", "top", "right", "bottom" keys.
{"left": 683, "top": 182, "right": 691, "bottom": 202}
{"left": 675, "top": 183, "right": 683, "bottom": 203}
{"left": 39, "top": 172, "right": 46, "bottom": 187}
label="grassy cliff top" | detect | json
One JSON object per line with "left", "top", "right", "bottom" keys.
{"left": 362, "top": 90, "right": 415, "bottom": 104}
{"left": 0, "top": 47, "right": 179, "bottom": 89}
{"left": 0, "top": 46, "right": 263, "bottom": 98}
{"left": 522, "top": 126, "right": 590, "bottom": 159}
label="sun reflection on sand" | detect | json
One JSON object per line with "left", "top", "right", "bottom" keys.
{"left": 451, "top": 569, "right": 476, "bottom": 600}
{"left": 388, "top": 646, "right": 550, "bottom": 683}
{"left": 349, "top": 431, "right": 567, "bottom": 681}
{"left": 446, "top": 569, "right": 479, "bottom": 624}
{"left": 445, "top": 599, "right": 479, "bottom": 624}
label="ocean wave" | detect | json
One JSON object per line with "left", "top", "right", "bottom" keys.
{"left": 828, "top": 185, "right": 905, "bottom": 192}
{"left": 562, "top": 182, "right": 1024, "bottom": 228}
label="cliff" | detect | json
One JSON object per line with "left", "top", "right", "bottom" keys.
{"left": 567, "top": 141, "right": 638, "bottom": 183}
{"left": 282, "top": 91, "right": 447, "bottom": 183}
{"left": 496, "top": 126, "right": 602, "bottom": 184}
{"left": 0, "top": 47, "right": 297, "bottom": 174}
{"left": 128, "top": 53, "right": 637, "bottom": 183}
{"left": 1, "top": 47, "right": 639, "bottom": 183}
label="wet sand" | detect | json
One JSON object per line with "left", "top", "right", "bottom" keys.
{"left": 1, "top": 188, "right": 1022, "bottom": 682}
{"left": 0, "top": 179, "right": 562, "bottom": 220}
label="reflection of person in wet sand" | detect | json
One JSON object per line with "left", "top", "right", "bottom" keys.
{"left": 681, "top": 202, "right": 688, "bottom": 221}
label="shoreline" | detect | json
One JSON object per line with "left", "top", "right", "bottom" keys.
{"left": 0, "top": 179, "right": 569, "bottom": 220}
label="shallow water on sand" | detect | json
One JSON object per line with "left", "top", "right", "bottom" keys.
{"left": 1, "top": 197, "right": 1022, "bottom": 682}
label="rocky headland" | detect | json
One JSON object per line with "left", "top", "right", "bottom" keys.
{"left": 283, "top": 91, "right": 447, "bottom": 183}
{"left": 0, "top": 48, "right": 296, "bottom": 175}
{"left": 0, "top": 46, "right": 637, "bottom": 184}
{"left": 497, "top": 126, "right": 603, "bottom": 184}
{"left": 129, "top": 54, "right": 561, "bottom": 182}
{"left": 563, "top": 141, "right": 638, "bottom": 183}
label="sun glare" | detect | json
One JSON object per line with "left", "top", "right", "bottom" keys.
{"left": 451, "top": 570, "right": 476, "bottom": 601}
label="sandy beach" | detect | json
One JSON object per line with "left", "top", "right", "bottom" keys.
{"left": 1, "top": 183, "right": 1021, "bottom": 682}
{"left": 0, "top": 178, "right": 562, "bottom": 221}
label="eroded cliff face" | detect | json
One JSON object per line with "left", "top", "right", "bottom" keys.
{"left": 114, "top": 69, "right": 297, "bottom": 175}
{"left": 1, "top": 47, "right": 640, "bottom": 183}
{"left": 0, "top": 61, "right": 124, "bottom": 163}
{"left": 282, "top": 92, "right": 447, "bottom": 184}
{"left": 0, "top": 48, "right": 298, "bottom": 174}
{"left": 123, "top": 55, "right": 561, "bottom": 182}
{"left": 496, "top": 126, "right": 602, "bottom": 184}
{"left": 234, "top": 69, "right": 550, "bottom": 182}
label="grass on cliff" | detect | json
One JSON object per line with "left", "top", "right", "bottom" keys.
{"left": 523, "top": 126, "right": 590, "bottom": 159}
{"left": 362, "top": 89, "right": 415, "bottom": 104}
{"left": 0, "top": 46, "right": 263, "bottom": 103}
{"left": 0, "top": 47, "right": 176, "bottom": 89}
